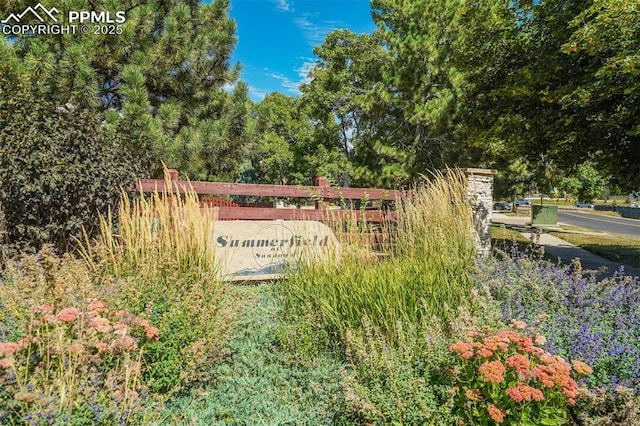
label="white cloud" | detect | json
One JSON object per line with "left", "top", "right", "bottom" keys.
{"left": 271, "top": 0, "right": 292, "bottom": 12}
{"left": 263, "top": 57, "right": 317, "bottom": 97}
{"left": 267, "top": 72, "right": 301, "bottom": 95}
{"left": 248, "top": 85, "right": 268, "bottom": 101}
{"left": 222, "top": 81, "right": 237, "bottom": 92}
{"left": 296, "top": 57, "right": 316, "bottom": 84}
{"left": 293, "top": 14, "right": 343, "bottom": 47}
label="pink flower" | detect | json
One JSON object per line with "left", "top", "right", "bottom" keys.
{"left": 136, "top": 319, "right": 151, "bottom": 329}
{"left": 113, "top": 322, "right": 128, "bottom": 336}
{"left": 87, "top": 300, "right": 108, "bottom": 313}
{"left": 145, "top": 326, "right": 160, "bottom": 340}
{"left": 89, "top": 317, "right": 112, "bottom": 333}
{"left": 0, "top": 358, "right": 14, "bottom": 369}
{"left": 42, "top": 314, "right": 59, "bottom": 325}
{"left": 40, "top": 304, "right": 54, "bottom": 313}
{"left": 68, "top": 342, "right": 84, "bottom": 354}
{"left": 95, "top": 342, "right": 109, "bottom": 353}
{"left": 110, "top": 336, "right": 138, "bottom": 353}
{"left": 56, "top": 307, "right": 82, "bottom": 322}
{"left": 0, "top": 342, "right": 21, "bottom": 356}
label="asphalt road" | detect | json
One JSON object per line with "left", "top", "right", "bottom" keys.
{"left": 558, "top": 210, "right": 640, "bottom": 239}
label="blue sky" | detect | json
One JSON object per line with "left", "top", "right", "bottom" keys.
{"left": 227, "top": 0, "right": 376, "bottom": 101}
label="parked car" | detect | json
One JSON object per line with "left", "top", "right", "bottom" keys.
{"left": 515, "top": 199, "right": 532, "bottom": 206}
{"left": 575, "top": 202, "right": 594, "bottom": 208}
{"left": 493, "top": 202, "right": 512, "bottom": 211}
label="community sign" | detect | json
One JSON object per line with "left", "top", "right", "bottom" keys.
{"left": 212, "top": 220, "right": 340, "bottom": 281}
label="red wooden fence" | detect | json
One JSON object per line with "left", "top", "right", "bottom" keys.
{"left": 138, "top": 170, "right": 400, "bottom": 223}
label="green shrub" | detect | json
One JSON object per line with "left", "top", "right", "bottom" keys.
{"left": 80, "top": 174, "right": 235, "bottom": 395}
{"left": 335, "top": 317, "right": 456, "bottom": 425}
{"left": 0, "top": 88, "right": 139, "bottom": 255}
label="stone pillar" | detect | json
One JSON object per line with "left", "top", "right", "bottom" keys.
{"left": 460, "top": 168, "right": 497, "bottom": 257}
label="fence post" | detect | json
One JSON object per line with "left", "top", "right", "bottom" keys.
{"left": 315, "top": 176, "right": 330, "bottom": 210}
{"left": 168, "top": 169, "right": 179, "bottom": 182}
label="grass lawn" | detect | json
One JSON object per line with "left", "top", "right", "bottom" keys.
{"left": 547, "top": 231, "right": 640, "bottom": 268}
{"left": 491, "top": 223, "right": 539, "bottom": 257}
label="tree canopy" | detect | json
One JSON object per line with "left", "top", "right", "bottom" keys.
{"left": 1, "top": 0, "right": 247, "bottom": 180}
{"left": 1, "top": 0, "right": 638, "bottom": 192}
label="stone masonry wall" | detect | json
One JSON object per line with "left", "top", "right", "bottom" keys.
{"left": 463, "top": 170, "right": 496, "bottom": 257}
{"left": 445, "top": 168, "right": 496, "bottom": 257}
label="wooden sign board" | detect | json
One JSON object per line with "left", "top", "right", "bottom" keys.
{"left": 212, "top": 220, "right": 340, "bottom": 281}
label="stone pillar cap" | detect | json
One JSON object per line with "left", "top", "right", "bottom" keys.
{"left": 459, "top": 168, "right": 497, "bottom": 176}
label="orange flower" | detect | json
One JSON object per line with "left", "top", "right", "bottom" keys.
{"left": 483, "top": 336, "right": 509, "bottom": 352}
{"left": 529, "top": 387, "right": 545, "bottom": 402}
{"left": 532, "top": 365, "right": 555, "bottom": 388}
{"left": 465, "top": 388, "right": 483, "bottom": 402}
{"left": 487, "top": 404, "right": 506, "bottom": 423}
{"left": 507, "top": 386, "right": 524, "bottom": 403}
{"left": 506, "top": 354, "right": 530, "bottom": 375}
{"left": 450, "top": 341, "right": 473, "bottom": 354}
{"left": 572, "top": 360, "right": 593, "bottom": 375}
{"left": 517, "top": 382, "right": 545, "bottom": 402}
{"left": 478, "top": 360, "right": 506, "bottom": 383}
{"left": 56, "top": 307, "right": 82, "bottom": 322}
{"left": 0, "top": 358, "right": 14, "bottom": 369}
{"left": 496, "top": 330, "right": 520, "bottom": 342}
{"left": 477, "top": 347, "right": 493, "bottom": 358}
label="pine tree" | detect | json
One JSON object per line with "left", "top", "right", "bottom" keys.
{"left": 1, "top": 0, "right": 247, "bottom": 179}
